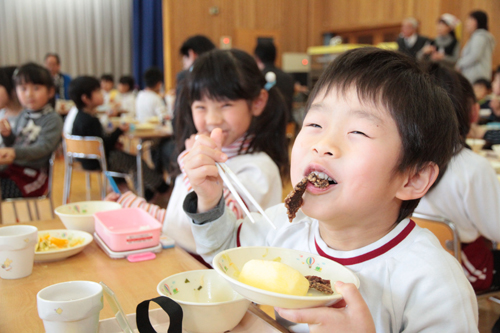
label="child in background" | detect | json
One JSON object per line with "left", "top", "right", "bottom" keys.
{"left": 100, "top": 74, "right": 119, "bottom": 112}
{"left": 182, "top": 48, "right": 477, "bottom": 332}
{"left": 69, "top": 76, "right": 169, "bottom": 201}
{"left": 473, "top": 78, "right": 492, "bottom": 109}
{"left": 0, "top": 63, "right": 63, "bottom": 199}
{"left": 135, "top": 67, "right": 165, "bottom": 123}
{"left": 0, "top": 66, "right": 23, "bottom": 146}
{"left": 116, "top": 75, "right": 136, "bottom": 117}
{"left": 107, "top": 49, "right": 289, "bottom": 259}
{"left": 483, "top": 67, "right": 500, "bottom": 145}
{"left": 417, "top": 63, "right": 500, "bottom": 292}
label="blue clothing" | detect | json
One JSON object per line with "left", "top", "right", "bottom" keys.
{"left": 55, "top": 73, "right": 72, "bottom": 100}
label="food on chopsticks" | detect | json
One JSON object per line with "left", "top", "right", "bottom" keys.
{"left": 284, "top": 173, "right": 331, "bottom": 222}
{"left": 238, "top": 260, "right": 310, "bottom": 296}
{"left": 35, "top": 233, "right": 84, "bottom": 252}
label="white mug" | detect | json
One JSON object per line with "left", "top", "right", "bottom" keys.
{"left": 0, "top": 225, "right": 38, "bottom": 279}
{"left": 37, "top": 281, "right": 104, "bottom": 333}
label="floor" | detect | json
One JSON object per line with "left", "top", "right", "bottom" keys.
{"left": 1, "top": 156, "right": 499, "bottom": 332}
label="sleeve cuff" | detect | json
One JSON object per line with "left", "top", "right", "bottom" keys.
{"left": 183, "top": 191, "right": 225, "bottom": 225}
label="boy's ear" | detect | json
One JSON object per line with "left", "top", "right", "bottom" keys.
{"left": 470, "top": 102, "right": 480, "bottom": 124}
{"left": 251, "top": 89, "right": 269, "bottom": 117}
{"left": 81, "top": 94, "right": 91, "bottom": 106}
{"left": 395, "top": 162, "right": 439, "bottom": 201}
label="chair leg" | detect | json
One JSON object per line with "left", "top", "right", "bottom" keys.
{"left": 48, "top": 197, "right": 54, "bottom": 219}
{"left": 12, "top": 202, "right": 19, "bottom": 223}
{"left": 26, "top": 201, "right": 33, "bottom": 221}
{"left": 98, "top": 173, "right": 105, "bottom": 200}
{"left": 63, "top": 163, "right": 73, "bottom": 204}
{"left": 85, "top": 173, "right": 91, "bottom": 201}
{"left": 34, "top": 200, "right": 40, "bottom": 220}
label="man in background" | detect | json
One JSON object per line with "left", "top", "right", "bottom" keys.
{"left": 254, "top": 40, "right": 295, "bottom": 124}
{"left": 396, "top": 18, "right": 429, "bottom": 58}
{"left": 176, "top": 35, "right": 216, "bottom": 92}
{"left": 44, "top": 53, "right": 71, "bottom": 100}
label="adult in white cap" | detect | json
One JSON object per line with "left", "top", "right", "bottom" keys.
{"left": 417, "top": 13, "right": 461, "bottom": 69}
{"left": 456, "top": 10, "right": 496, "bottom": 84}
{"left": 396, "top": 17, "right": 430, "bottom": 58}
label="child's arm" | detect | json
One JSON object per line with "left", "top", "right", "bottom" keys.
{"left": 105, "top": 191, "right": 166, "bottom": 224}
{"left": 276, "top": 282, "right": 375, "bottom": 333}
{"left": 0, "top": 148, "right": 15, "bottom": 165}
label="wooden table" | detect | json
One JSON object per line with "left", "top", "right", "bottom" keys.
{"left": 0, "top": 219, "right": 286, "bottom": 332}
{"left": 124, "top": 126, "right": 172, "bottom": 197}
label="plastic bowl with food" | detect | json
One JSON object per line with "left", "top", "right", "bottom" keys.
{"left": 35, "top": 229, "right": 93, "bottom": 262}
{"left": 213, "top": 246, "right": 360, "bottom": 309}
{"left": 55, "top": 201, "right": 122, "bottom": 234}
{"left": 157, "top": 270, "right": 251, "bottom": 333}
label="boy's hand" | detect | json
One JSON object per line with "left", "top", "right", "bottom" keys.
{"left": 0, "top": 148, "right": 15, "bottom": 165}
{"left": 0, "top": 119, "right": 11, "bottom": 137}
{"left": 183, "top": 128, "right": 227, "bottom": 213}
{"left": 276, "top": 282, "right": 375, "bottom": 333}
{"left": 104, "top": 192, "right": 121, "bottom": 202}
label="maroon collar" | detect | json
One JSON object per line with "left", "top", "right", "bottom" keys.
{"left": 315, "top": 220, "right": 416, "bottom": 265}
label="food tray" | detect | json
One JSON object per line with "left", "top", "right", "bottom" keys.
{"left": 94, "top": 208, "right": 162, "bottom": 252}
{"left": 94, "top": 233, "right": 162, "bottom": 259}
{"left": 98, "top": 306, "right": 289, "bottom": 332}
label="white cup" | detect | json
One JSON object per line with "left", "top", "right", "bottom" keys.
{"left": 0, "top": 225, "right": 38, "bottom": 279}
{"left": 37, "top": 281, "right": 104, "bottom": 333}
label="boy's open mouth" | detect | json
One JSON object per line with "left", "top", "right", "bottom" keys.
{"left": 307, "top": 171, "right": 338, "bottom": 186}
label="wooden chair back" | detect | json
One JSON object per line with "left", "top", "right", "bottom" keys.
{"left": 63, "top": 135, "right": 105, "bottom": 159}
{"left": 412, "top": 212, "right": 461, "bottom": 262}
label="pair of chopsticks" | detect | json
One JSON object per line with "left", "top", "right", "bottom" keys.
{"left": 216, "top": 162, "right": 276, "bottom": 229}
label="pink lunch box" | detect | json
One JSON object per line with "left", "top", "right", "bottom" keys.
{"left": 94, "top": 208, "right": 162, "bottom": 252}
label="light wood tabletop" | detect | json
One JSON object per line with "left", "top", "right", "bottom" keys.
{"left": 0, "top": 219, "right": 286, "bottom": 332}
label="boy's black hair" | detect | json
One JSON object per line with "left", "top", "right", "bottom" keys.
{"left": 119, "top": 75, "right": 135, "bottom": 91}
{"left": 100, "top": 74, "right": 114, "bottom": 82}
{"left": 68, "top": 76, "right": 101, "bottom": 109}
{"left": 44, "top": 53, "right": 60, "bottom": 64}
{"left": 469, "top": 10, "right": 488, "bottom": 31}
{"left": 179, "top": 35, "right": 215, "bottom": 57}
{"left": 143, "top": 67, "right": 163, "bottom": 88}
{"left": 174, "top": 48, "right": 289, "bottom": 180}
{"left": 13, "top": 62, "right": 54, "bottom": 90}
{"left": 473, "top": 78, "right": 492, "bottom": 91}
{"left": 0, "top": 66, "right": 17, "bottom": 97}
{"left": 308, "top": 47, "right": 460, "bottom": 223}
{"left": 254, "top": 40, "right": 277, "bottom": 64}
{"left": 496, "top": 65, "right": 500, "bottom": 75}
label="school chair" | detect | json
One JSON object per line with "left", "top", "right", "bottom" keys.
{"left": 411, "top": 212, "right": 461, "bottom": 262}
{"left": 0, "top": 152, "right": 56, "bottom": 223}
{"left": 412, "top": 212, "right": 500, "bottom": 303}
{"left": 62, "top": 134, "right": 108, "bottom": 204}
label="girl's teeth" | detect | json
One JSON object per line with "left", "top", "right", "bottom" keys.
{"left": 311, "top": 171, "right": 333, "bottom": 181}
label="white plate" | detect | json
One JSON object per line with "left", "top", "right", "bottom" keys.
{"left": 34, "top": 230, "right": 93, "bottom": 262}
{"left": 213, "top": 246, "right": 360, "bottom": 309}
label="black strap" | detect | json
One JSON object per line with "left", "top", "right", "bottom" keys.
{"left": 136, "top": 296, "right": 183, "bottom": 333}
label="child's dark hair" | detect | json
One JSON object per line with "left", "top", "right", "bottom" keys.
{"left": 180, "top": 35, "right": 215, "bottom": 57}
{"left": 308, "top": 47, "right": 460, "bottom": 223}
{"left": 174, "top": 48, "right": 289, "bottom": 179}
{"left": 254, "top": 40, "right": 277, "bottom": 64}
{"left": 13, "top": 62, "right": 54, "bottom": 90}
{"left": 68, "top": 76, "right": 101, "bottom": 109}
{"left": 473, "top": 78, "right": 492, "bottom": 91}
{"left": 100, "top": 74, "right": 114, "bottom": 82}
{"left": 0, "top": 66, "right": 17, "bottom": 97}
{"left": 119, "top": 75, "right": 135, "bottom": 91}
{"left": 143, "top": 67, "right": 163, "bottom": 88}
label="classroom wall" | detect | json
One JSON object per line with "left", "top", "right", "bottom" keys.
{"left": 162, "top": 0, "right": 499, "bottom": 89}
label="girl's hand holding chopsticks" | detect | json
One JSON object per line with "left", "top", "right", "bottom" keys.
{"left": 183, "top": 128, "right": 228, "bottom": 213}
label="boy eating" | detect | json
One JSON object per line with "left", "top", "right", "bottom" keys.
{"left": 182, "top": 48, "right": 478, "bottom": 332}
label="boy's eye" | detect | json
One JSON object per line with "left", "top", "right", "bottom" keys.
{"left": 306, "top": 123, "right": 322, "bottom": 128}
{"left": 221, "top": 103, "right": 232, "bottom": 108}
{"left": 349, "top": 131, "right": 369, "bottom": 137}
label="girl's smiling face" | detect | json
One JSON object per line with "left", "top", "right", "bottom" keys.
{"left": 191, "top": 96, "right": 257, "bottom": 147}
{"left": 291, "top": 87, "right": 408, "bottom": 227}
{"left": 16, "top": 82, "right": 54, "bottom": 110}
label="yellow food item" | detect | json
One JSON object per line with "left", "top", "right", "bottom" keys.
{"left": 238, "top": 260, "right": 309, "bottom": 296}
{"left": 35, "top": 234, "right": 84, "bottom": 252}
